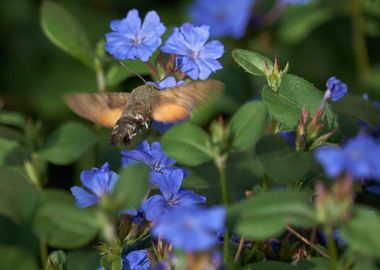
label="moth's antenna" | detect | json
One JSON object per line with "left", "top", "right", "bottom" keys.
{"left": 157, "top": 64, "right": 184, "bottom": 85}
{"left": 119, "top": 61, "right": 147, "bottom": 84}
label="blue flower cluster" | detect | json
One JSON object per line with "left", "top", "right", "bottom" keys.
{"left": 71, "top": 140, "right": 225, "bottom": 268}
{"left": 105, "top": 9, "right": 224, "bottom": 80}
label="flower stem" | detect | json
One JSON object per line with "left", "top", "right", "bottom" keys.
{"left": 326, "top": 226, "right": 338, "bottom": 270}
{"left": 215, "top": 155, "right": 228, "bottom": 206}
{"left": 351, "top": 0, "right": 371, "bottom": 82}
{"left": 234, "top": 237, "right": 245, "bottom": 262}
{"left": 40, "top": 240, "right": 48, "bottom": 268}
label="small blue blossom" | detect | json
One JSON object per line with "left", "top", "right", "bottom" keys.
{"left": 315, "top": 135, "right": 380, "bottom": 180}
{"left": 141, "top": 168, "right": 205, "bottom": 221}
{"left": 105, "top": 9, "right": 166, "bottom": 61}
{"left": 278, "top": 131, "right": 296, "bottom": 147}
{"left": 324, "top": 77, "right": 348, "bottom": 102}
{"left": 122, "top": 250, "right": 150, "bottom": 270}
{"left": 152, "top": 206, "right": 226, "bottom": 252}
{"left": 71, "top": 163, "right": 118, "bottom": 208}
{"left": 189, "top": 0, "right": 254, "bottom": 39}
{"left": 121, "top": 140, "right": 176, "bottom": 174}
{"left": 152, "top": 76, "right": 186, "bottom": 133}
{"left": 125, "top": 208, "right": 146, "bottom": 227}
{"left": 269, "top": 239, "right": 282, "bottom": 253}
{"left": 161, "top": 23, "right": 224, "bottom": 80}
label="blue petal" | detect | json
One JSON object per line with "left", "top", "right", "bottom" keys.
{"left": 199, "top": 40, "right": 224, "bottom": 59}
{"left": 157, "top": 168, "right": 184, "bottom": 199}
{"left": 71, "top": 186, "right": 99, "bottom": 208}
{"left": 141, "top": 195, "right": 167, "bottom": 221}
{"left": 176, "top": 189, "right": 206, "bottom": 205}
{"left": 315, "top": 147, "right": 345, "bottom": 178}
{"left": 197, "top": 206, "right": 226, "bottom": 231}
{"left": 123, "top": 250, "right": 150, "bottom": 270}
{"left": 141, "top": 11, "right": 166, "bottom": 41}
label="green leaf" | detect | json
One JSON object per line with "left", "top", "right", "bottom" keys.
{"left": 33, "top": 202, "right": 99, "bottom": 249}
{"left": 232, "top": 49, "right": 273, "bottom": 76}
{"left": 0, "top": 168, "right": 39, "bottom": 223}
{"left": 298, "top": 258, "right": 330, "bottom": 270}
{"left": 244, "top": 261, "right": 298, "bottom": 270}
{"left": 256, "top": 135, "right": 314, "bottom": 183}
{"left": 46, "top": 250, "right": 67, "bottom": 270}
{"left": 0, "top": 111, "right": 26, "bottom": 128}
{"left": 40, "top": 1, "right": 93, "bottom": 68}
{"left": 0, "top": 125, "right": 24, "bottom": 141}
{"left": 0, "top": 245, "right": 38, "bottom": 270}
{"left": 67, "top": 249, "right": 100, "bottom": 270}
{"left": 340, "top": 206, "right": 380, "bottom": 258}
{"left": 112, "top": 164, "right": 150, "bottom": 210}
{"left": 161, "top": 122, "right": 212, "bottom": 166}
{"left": 106, "top": 60, "right": 150, "bottom": 87}
{"left": 229, "top": 101, "right": 267, "bottom": 151}
{"left": 333, "top": 95, "right": 380, "bottom": 127}
{"left": 279, "top": 4, "right": 332, "bottom": 44}
{"left": 228, "top": 190, "right": 316, "bottom": 240}
{"left": 41, "top": 189, "right": 75, "bottom": 205}
{"left": 0, "top": 137, "right": 29, "bottom": 166}
{"left": 262, "top": 74, "right": 337, "bottom": 130}
{"left": 38, "top": 121, "right": 97, "bottom": 165}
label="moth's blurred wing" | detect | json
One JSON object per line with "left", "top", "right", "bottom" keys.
{"left": 152, "top": 80, "right": 224, "bottom": 123}
{"left": 64, "top": 93, "right": 130, "bottom": 128}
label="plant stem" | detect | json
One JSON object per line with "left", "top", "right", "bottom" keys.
{"left": 326, "top": 226, "right": 338, "bottom": 270}
{"left": 40, "top": 240, "right": 48, "bottom": 269}
{"left": 351, "top": 0, "right": 371, "bottom": 82}
{"left": 286, "top": 225, "right": 330, "bottom": 258}
{"left": 215, "top": 155, "right": 228, "bottom": 206}
{"left": 234, "top": 237, "right": 245, "bottom": 262}
{"left": 95, "top": 57, "right": 106, "bottom": 92}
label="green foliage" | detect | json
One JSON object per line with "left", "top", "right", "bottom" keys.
{"left": 256, "top": 135, "right": 314, "bottom": 183}
{"left": 46, "top": 250, "right": 67, "bottom": 270}
{"left": 33, "top": 201, "right": 99, "bottom": 249}
{"left": 340, "top": 206, "right": 380, "bottom": 258}
{"left": 0, "top": 168, "right": 39, "bottom": 223}
{"left": 229, "top": 101, "right": 267, "bottom": 151}
{"left": 161, "top": 122, "right": 213, "bottom": 166}
{"left": 38, "top": 121, "right": 97, "bottom": 165}
{"left": 40, "top": 1, "right": 93, "bottom": 68}
{"left": 244, "top": 261, "right": 298, "bottom": 270}
{"left": 66, "top": 249, "right": 100, "bottom": 270}
{"left": 0, "top": 137, "right": 28, "bottom": 166}
{"left": 228, "top": 190, "right": 316, "bottom": 240}
{"left": 333, "top": 95, "right": 380, "bottom": 126}
{"left": 0, "top": 245, "right": 39, "bottom": 270}
{"left": 106, "top": 61, "right": 150, "bottom": 87}
{"left": 111, "top": 164, "right": 150, "bottom": 210}
{"left": 232, "top": 49, "right": 273, "bottom": 76}
{"left": 262, "top": 74, "right": 337, "bottom": 130}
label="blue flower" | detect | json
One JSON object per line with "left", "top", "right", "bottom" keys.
{"left": 121, "top": 140, "right": 176, "bottom": 174}
{"left": 71, "top": 163, "right": 118, "bottom": 208}
{"left": 365, "top": 182, "right": 380, "bottom": 195}
{"left": 278, "top": 131, "right": 296, "bottom": 147}
{"left": 315, "top": 135, "right": 380, "bottom": 180}
{"left": 141, "top": 168, "right": 205, "bottom": 221}
{"left": 325, "top": 77, "right": 348, "bottom": 102}
{"left": 152, "top": 205, "right": 225, "bottom": 252}
{"left": 161, "top": 23, "right": 224, "bottom": 80}
{"left": 152, "top": 76, "right": 186, "bottom": 133}
{"left": 122, "top": 250, "right": 150, "bottom": 270}
{"left": 189, "top": 0, "right": 254, "bottom": 39}
{"left": 125, "top": 208, "right": 146, "bottom": 227}
{"left": 105, "top": 9, "right": 166, "bottom": 61}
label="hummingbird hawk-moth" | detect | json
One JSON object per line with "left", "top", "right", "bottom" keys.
{"left": 64, "top": 80, "right": 224, "bottom": 145}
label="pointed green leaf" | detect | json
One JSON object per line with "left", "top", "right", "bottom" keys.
{"left": 161, "top": 122, "right": 212, "bottom": 166}
{"left": 255, "top": 135, "right": 314, "bottom": 183}
{"left": 112, "top": 164, "right": 150, "bottom": 210}
{"left": 38, "top": 122, "right": 97, "bottom": 165}
{"left": 0, "top": 168, "right": 39, "bottom": 223}
{"left": 232, "top": 49, "right": 273, "bottom": 76}
{"left": 229, "top": 101, "right": 267, "bottom": 151}
{"left": 228, "top": 190, "right": 316, "bottom": 240}
{"left": 262, "top": 74, "right": 337, "bottom": 130}
{"left": 40, "top": 1, "right": 93, "bottom": 68}
{"left": 33, "top": 202, "right": 99, "bottom": 249}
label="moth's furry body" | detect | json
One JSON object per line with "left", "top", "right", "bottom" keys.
{"left": 64, "top": 80, "right": 224, "bottom": 146}
{"left": 111, "top": 85, "right": 159, "bottom": 145}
